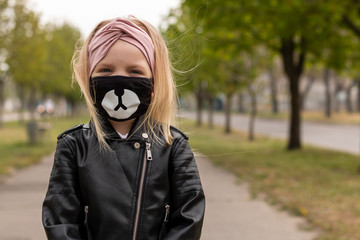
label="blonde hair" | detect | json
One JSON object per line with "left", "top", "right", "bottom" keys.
{"left": 72, "top": 16, "right": 177, "bottom": 149}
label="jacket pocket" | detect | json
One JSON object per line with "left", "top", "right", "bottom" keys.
{"left": 158, "top": 204, "right": 170, "bottom": 240}
{"left": 84, "top": 206, "right": 93, "bottom": 240}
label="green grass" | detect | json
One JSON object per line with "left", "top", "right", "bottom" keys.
{"left": 0, "top": 116, "right": 89, "bottom": 179}
{"left": 180, "top": 119, "right": 360, "bottom": 240}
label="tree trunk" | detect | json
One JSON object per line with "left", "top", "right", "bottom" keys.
{"left": 269, "top": 68, "right": 279, "bottom": 114}
{"left": 28, "top": 86, "right": 37, "bottom": 121}
{"left": 357, "top": 80, "right": 360, "bottom": 113}
{"left": 238, "top": 92, "right": 246, "bottom": 113}
{"left": 288, "top": 75, "right": 302, "bottom": 149}
{"left": 17, "top": 84, "right": 26, "bottom": 124}
{"left": 207, "top": 93, "right": 214, "bottom": 129}
{"left": 0, "top": 76, "right": 4, "bottom": 128}
{"left": 345, "top": 81, "right": 355, "bottom": 113}
{"left": 280, "top": 36, "right": 305, "bottom": 150}
{"left": 324, "top": 68, "right": 332, "bottom": 118}
{"left": 69, "top": 99, "right": 76, "bottom": 117}
{"left": 333, "top": 79, "right": 343, "bottom": 112}
{"left": 248, "top": 87, "right": 257, "bottom": 141}
{"left": 224, "top": 93, "right": 232, "bottom": 134}
{"left": 301, "top": 74, "right": 315, "bottom": 110}
{"left": 195, "top": 82, "right": 204, "bottom": 127}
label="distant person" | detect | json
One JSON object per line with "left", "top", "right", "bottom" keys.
{"left": 42, "top": 16, "right": 205, "bottom": 240}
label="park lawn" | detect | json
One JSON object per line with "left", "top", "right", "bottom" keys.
{"left": 0, "top": 116, "right": 89, "bottom": 178}
{"left": 258, "top": 110, "right": 360, "bottom": 125}
{"left": 180, "top": 119, "right": 360, "bottom": 240}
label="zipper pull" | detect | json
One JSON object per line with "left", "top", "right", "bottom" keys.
{"left": 84, "top": 206, "right": 89, "bottom": 224}
{"left": 164, "top": 204, "right": 170, "bottom": 223}
{"left": 146, "top": 142, "right": 152, "bottom": 161}
{"left": 159, "top": 205, "right": 171, "bottom": 239}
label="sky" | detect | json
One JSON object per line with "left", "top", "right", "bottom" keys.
{"left": 28, "top": 0, "right": 180, "bottom": 36}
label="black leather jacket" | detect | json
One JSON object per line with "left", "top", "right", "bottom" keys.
{"left": 42, "top": 118, "right": 205, "bottom": 240}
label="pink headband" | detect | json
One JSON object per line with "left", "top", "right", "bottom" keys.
{"left": 88, "top": 18, "right": 155, "bottom": 78}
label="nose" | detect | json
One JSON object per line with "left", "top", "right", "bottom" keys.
{"left": 112, "top": 69, "right": 128, "bottom": 76}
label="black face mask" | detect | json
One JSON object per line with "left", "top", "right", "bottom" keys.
{"left": 90, "top": 75, "right": 153, "bottom": 122}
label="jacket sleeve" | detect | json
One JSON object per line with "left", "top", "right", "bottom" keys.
{"left": 42, "top": 136, "right": 86, "bottom": 240}
{"left": 165, "top": 137, "right": 205, "bottom": 240}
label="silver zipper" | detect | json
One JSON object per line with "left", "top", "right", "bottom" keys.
{"left": 132, "top": 142, "right": 152, "bottom": 240}
{"left": 159, "top": 205, "right": 171, "bottom": 239}
{"left": 164, "top": 205, "right": 170, "bottom": 223}
{"left": 146, "top": 142, "right": 152, "bottom": 160}
{"left": 84, "top": 206, "right": 89, "bottom": 224}
{"left": 84, "top": 205, "right": 93, "bottom": 240}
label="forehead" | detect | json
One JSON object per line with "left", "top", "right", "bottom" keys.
{"left": 102, "top": 40, "right": 147, "bottom": 61}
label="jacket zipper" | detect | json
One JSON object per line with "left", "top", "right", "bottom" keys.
{"left": 84, "top": 205, "right": 92, "bottom": 240}
{"left": 164, "top": 204, "right": 170, "bottom": 223}
{"left": 159, "top": 205, "right": 171, "bottom": 239}
{"left": 132, "top": 142, "right": 152, "bottom": 240}
{"left": 84, "top": 206, "right": 89, "bottom": 224}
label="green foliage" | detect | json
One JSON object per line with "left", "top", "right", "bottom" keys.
{"left": 163, "top": 0, "right": 274, "bottom": 101}
{"left": 6, "top": 0, "right": 47, "bottom": 89}
{"left": 42, "top": 23, "right": 82, "bottom": 101}
{"left": 0, "top": 0, "right": 10, "bottom": 51}
{"left": 167, "top": 0, "right": 360, "bottom": 89}
{"left": 171, "top": 0, "right": 360, "bottom": 149}
{"left": 3, "top": 0, "right": 82, "bottom": 105}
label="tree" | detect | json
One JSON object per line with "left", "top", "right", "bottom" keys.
{"left": 268, "top": 67, "right": 279, "bottom": 114}
{"left": 164, "top": 2, "right": 255, "bottom": 132}
{"left": 340, "top": 1, "right": 360, "bottom": 114}
{"left": 42, "top": 22, "right": 82, "bottom": 114}
{"left": 189, "top": 0, "right": 353, "bottom": 149}
{"left": 163, "top": 9, "right": 208, "bottom": 126}
{"left": 7, "top": 0, "right": 47, "bottom": 121}
{"left": 323, "top": 68, "right": 332, "bottom": 118}
{"left": 168, "top": 0, "right": 360, "bottom": 149}
{"left": 0, "top": 0, "right": 10, "bottom": 128}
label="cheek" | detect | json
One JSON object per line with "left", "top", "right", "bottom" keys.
{"left": 151, "top": 92, "right": 154, "bottom": 99}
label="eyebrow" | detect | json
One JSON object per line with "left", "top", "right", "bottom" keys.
{"left": 94, "top": 62, "right": 112, "bottom": 69}
{"left": 94, "top": 60, "right": 149, "bottom": 72}
{"left": 127, "top": 62, "right": 148, "bottom": 69}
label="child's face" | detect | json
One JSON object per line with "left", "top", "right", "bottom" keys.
{"left": 91, "top": 40, "right": 152, "bottom": 79}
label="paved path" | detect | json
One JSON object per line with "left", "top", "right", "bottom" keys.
{"left": 181, "top": 111, "right": 360, "bottom": 155}
{"left": 0, "top": 153, "right": 318, "bottom": 240}
{"left": 0, "top": 156, "right": 50, "bottom": 240}
{"left": 197, "top": 156, "right": 317, "bottom": 240}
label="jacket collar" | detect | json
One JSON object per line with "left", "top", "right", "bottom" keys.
{"left": 90, "top": 115, "right": 150, "bottom": 141}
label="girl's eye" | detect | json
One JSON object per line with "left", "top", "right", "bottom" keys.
{"left": 130, "top": 69, "right": 142, "bottom": 75}
{"left": 101, "top": 68, "right": 112, "bottom": 73}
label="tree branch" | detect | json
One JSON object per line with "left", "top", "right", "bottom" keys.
{"left": 249, "top": 28, "right": 281, "bottom": 52}
{"left": 297, "top": 36, "right": 306, "bottom": 76}
{"left": 342, "top": 15, "right": 360, "bottom": 38}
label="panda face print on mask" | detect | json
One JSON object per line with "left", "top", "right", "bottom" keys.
{"left": 90, "top": 75, "right": 153, "bottom": 122}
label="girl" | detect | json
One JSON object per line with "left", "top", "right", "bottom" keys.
{"left": 42, "top": 17, "right": 205, "bottom": 240}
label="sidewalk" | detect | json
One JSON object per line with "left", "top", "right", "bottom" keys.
{"left": 0, "top": 155, "right": 51, "bottom": 240}
{"left": 197, "top": 156, "right": 317, "bottom": 240}
{"left": 0, "top": 154, "right": 318, "bottom": 240}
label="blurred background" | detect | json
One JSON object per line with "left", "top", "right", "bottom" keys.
{"left": 0, "top": 0, "right": 359, "bottom": 240}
